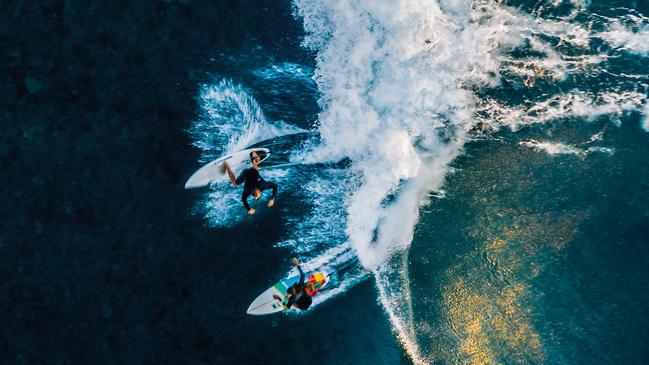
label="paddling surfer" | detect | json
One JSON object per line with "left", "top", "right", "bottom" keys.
{"left": 274, "top": 258, "right": 312, "bottom": 311}
{"left": 221, "top": 151, "right": 277, "bottom": 215}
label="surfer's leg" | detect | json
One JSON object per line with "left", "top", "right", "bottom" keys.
{"left": 241, "top": 190, "right": 252, "bottom": 211}
{"left": 270, "top": 182, "right": 278, "bottom": 199}
{"left": 258, "top": 181, "right": 278, "bottom": 198}
{"left": 257, "top": 181, "right": 277, "bottom": 207}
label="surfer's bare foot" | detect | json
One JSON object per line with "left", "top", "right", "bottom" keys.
{"left": 247, "top": 208, "right": 256, "bottom": 215}
{"left": 267, "top": 199, "right": 274, "bottom": 207}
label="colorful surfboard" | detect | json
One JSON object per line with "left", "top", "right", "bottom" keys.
{"left": 247, "top": 271, "right": 328, "bottom": 315}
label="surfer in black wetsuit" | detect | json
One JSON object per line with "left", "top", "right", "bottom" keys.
{"left": 222, "top": 151, "right": 278, "bottom": 215}
{"left": 275, "top": 258, "right": 312, "bottom": 311}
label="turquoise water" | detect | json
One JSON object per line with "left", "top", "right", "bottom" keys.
{"left": 409, "top": 120, "right": 649, "bottom": 363}
{"left": 3, "top": 0, "right": 649, "bottom": 364}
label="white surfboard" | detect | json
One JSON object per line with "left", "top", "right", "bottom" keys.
{"left": 184, "top": 148, "right": 270, "bottom": 189}
{"left": 247, "top": 270, "right": 328, "bottom": 315}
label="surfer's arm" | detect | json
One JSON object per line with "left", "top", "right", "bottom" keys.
{"left": 269, "top": 182, "right": 278, "bottom": 199}
{"left": 234, "top": 169, "right": 247, "bottom": 186}
{"left": 291, "top": 258, "right": 305, "bottom": 285}
{"left": 221, "top": 162, "right": 237, "bottom": 185}
{"left": 242, "top": 193, "right": 251, "bottom": 211}
{"left": 297, "top": 265, "right": 305, "bottom": 286}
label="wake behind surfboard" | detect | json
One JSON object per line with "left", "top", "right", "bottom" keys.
{"left": 247, "top": 270, "right": 328, "bottom": 315}
{"left": 184, "top": 148, "right": 270, "bottom": 189}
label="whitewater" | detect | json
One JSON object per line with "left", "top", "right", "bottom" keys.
{"left": 188, "top": 0, "right": 649, "bottom": 363}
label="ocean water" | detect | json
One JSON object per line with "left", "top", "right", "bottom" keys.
{"left": 2, "top": 0, "right": 649, "bottom": 364}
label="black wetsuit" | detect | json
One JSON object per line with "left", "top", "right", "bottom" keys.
{"left": 235, "top": 167, "right": 278, "bottom": 211}
{"left": 285, "top": 265, "right": 312, "bottom": 310}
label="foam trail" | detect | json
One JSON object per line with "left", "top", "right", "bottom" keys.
{"left": 283, "top": 244, "right": 370, "bottom": 315}
{"left": 519, "top": 139, "right": 615, "bottom": 157}
{"left": 277, "top": 166, "right": 352, "bottom": 254}
{"left": 253, "top": 62, "right": 314, "bottom": 83}
{"left": 478, "top": 91, "right": 647, "bottom": 131}
{"left": 374, "top": 255, "right": 421, "bottom": 362}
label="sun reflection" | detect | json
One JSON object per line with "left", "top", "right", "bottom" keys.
{"left": 416, "top": 142, "right": 597, "bottom": 363}
{"left": 444, "top": 279, "right": 543, "bottom": 364}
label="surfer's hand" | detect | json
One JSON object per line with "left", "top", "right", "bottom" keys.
{"left": 292, "top": 257, "right": 299, "bottom": 266}
{"left": 247, "top": 208, "right": 255, "bottom": 215}
{"left": 267, "top": 199, "right": 274, "bottom": 207}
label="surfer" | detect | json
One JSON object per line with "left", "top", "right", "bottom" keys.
{"left": 274, "top": 258, "right": 312, "bottom": 311}
{"left": 221, "top": 151, "right": 278, "bottom": 215}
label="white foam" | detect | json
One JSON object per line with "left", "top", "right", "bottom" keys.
{"left": 600, "top": 20, "right": 649, "bottom": 56}
{"left": 519, "top": 139, "right": 615, "bottom": 157}
{"left": 276, "top": 166, "right": 352, "bottom": 254}
{"left": 189, "top": 79, "right": 303, "bottom": 162}
{"left": 479, "top": 91, "right": 647, "bottom": 131}
{"left": 294, "top": 0, "right": 506, "bottom": 269}
{"left": 488, "top": 5, "right": 599, "bottom": 81}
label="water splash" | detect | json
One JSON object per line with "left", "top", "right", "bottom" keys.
{"left": 188, "top": 79, "right": 302, "bottom": 226}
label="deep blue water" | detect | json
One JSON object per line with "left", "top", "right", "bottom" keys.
{"left": 3, "top": 1, "right": 649, "bottom": 364}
